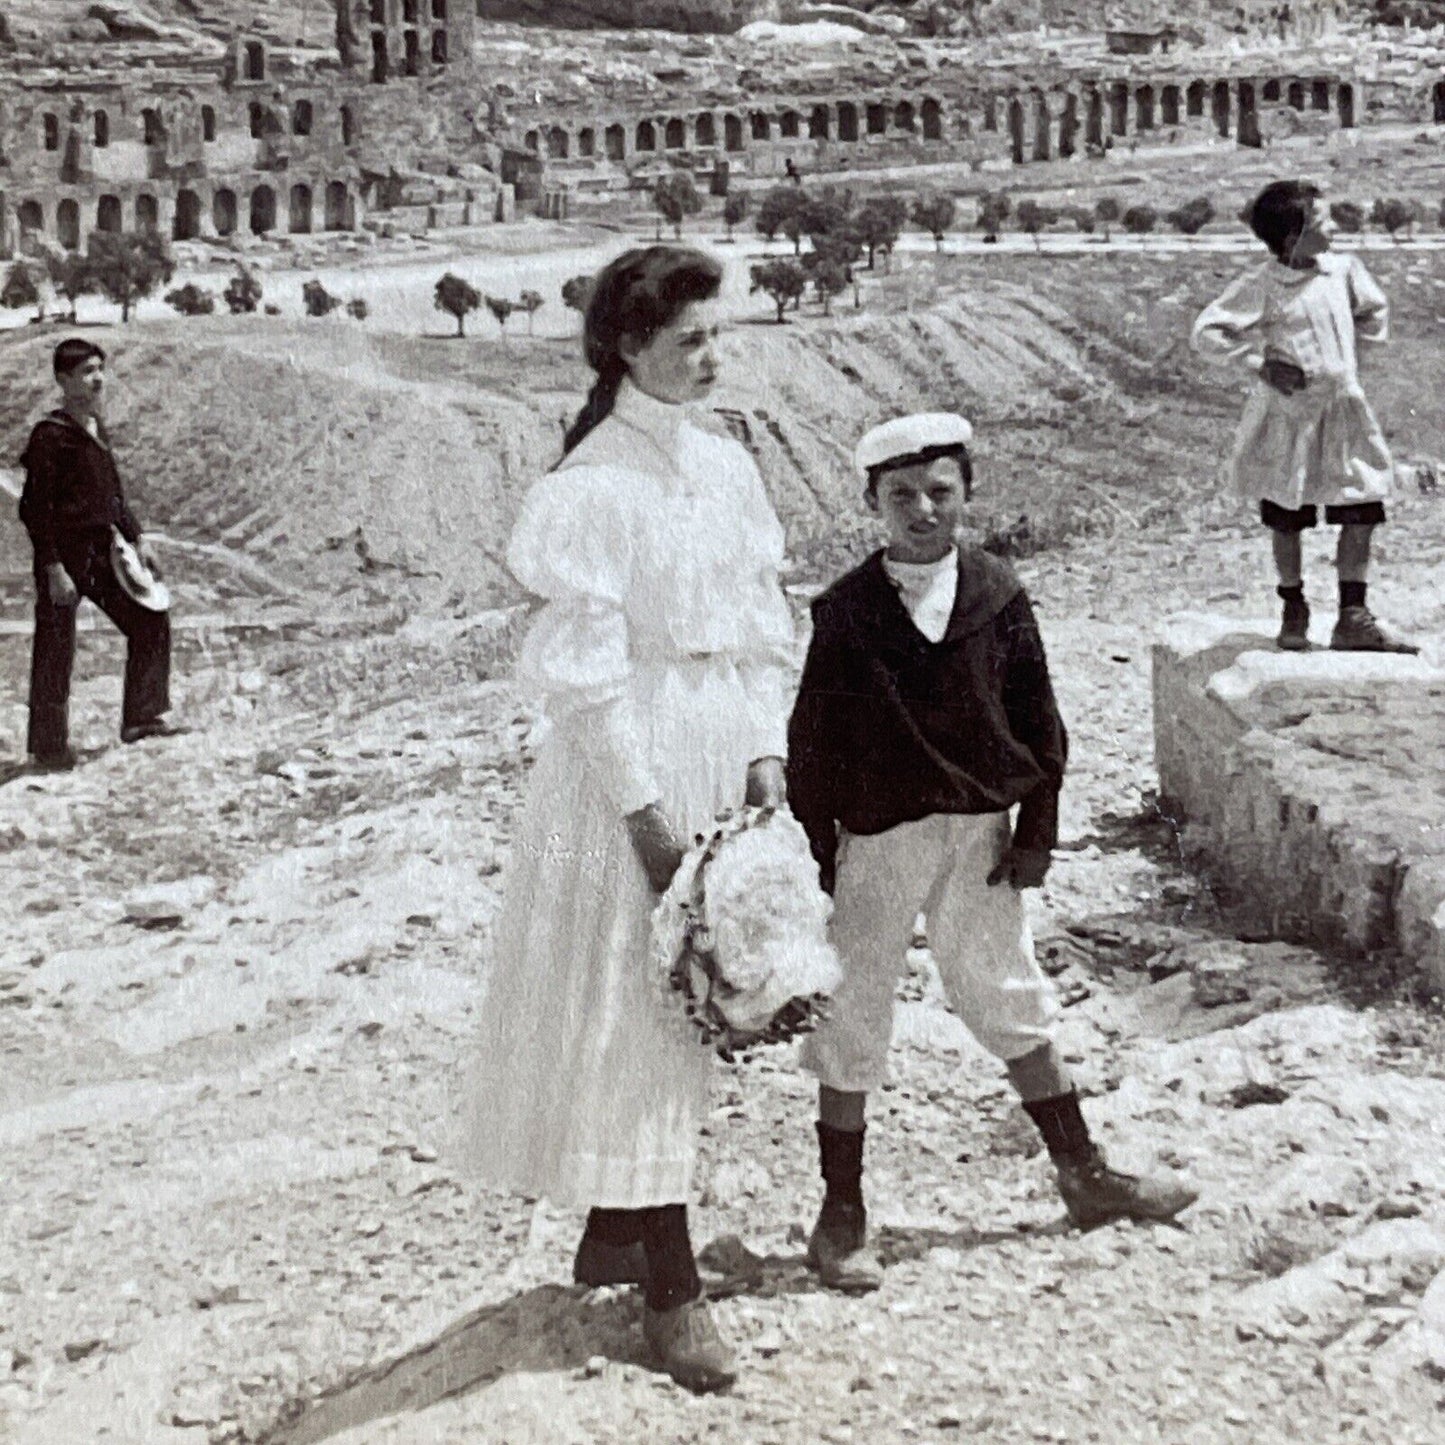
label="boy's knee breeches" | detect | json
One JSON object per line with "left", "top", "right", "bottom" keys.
{"left": 801, "top": 812, "right": 1060, "bottom": 1094}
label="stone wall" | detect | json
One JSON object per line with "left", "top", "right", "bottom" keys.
{"left": 1154, "top": 613, "right": 1445, "bottom": 983}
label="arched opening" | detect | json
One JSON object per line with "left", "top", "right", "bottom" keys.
{"left": 341, "top": 105, "right": 356, "bottom": 145}
{"left": 93, "top": 111, "right": 110, "bottom": 148}
{"left": 866, "top": 102, "right": 887, "bottom": 135}
{"left": 244, "top": 41, "right": 265, "bottom": 81}
{"left": 664, "top": 117, "right": 684, "bottom": 148}
{"left": 578, "top": 127, "right": 595, "bottom": 157}
{"left": 18, "top": 200, "right": 43, "bottom": 237}
{"left": 1263, "top": 78, "right": 1282, "bottom": 101}
{"left": 57, "top": 199, "right": 80, "bottom": 251}
{"left": 921, "top": 97, "right": 942, "bottom": 141}
{"left": 369, "top": 0, "right": 385, "bottom": 19}
{"left": 1007, "top": 96, "right": 1025, "bottom": 164}
{"left": 834, "top": 102, "right": 857, "bottom": 143}
{"left": 1435, "top": 80, "right": 1445, "bottom": 124}
{"left": 249, "top": 102, "right": 265, "bottom": 140}
{"left": 143, "top": 108, "right": 165, "bottom": 146}
{"left": 136, "top": 194, "right": 158, "bottom": 234}
{"left": 695, "top": 113, "right": 716, "bottom": 147}
{"left": 1136, "top": 84, "right": 1155, "bottom": 131}
{"left": 1338, "top": 82, "right": 1354, "bottom": 128}
{"left": 1086, "top": 88, "right": 1104, "bottom": 147}
{"left": 524, "top": 129, "right": 538, "bottom": 151}
{"left": 780, "top": 110, "right": 800, "bottom": 138}
{"left": 1312, "top": 78, "right": 1330, "bottom": 112}
{"left": 173, "top": 188, "right": 201, "bottom": 240}
{"left": 403, "top": 0, "right": 418, "bottom": 18}
{"left": 212, "top": 188, "right": 237, "bottom": 236}
{"left": 635, "top": 120, "right": 656, "bottom": 151}
{"left": 1059, "top": 92, "right": 1079, "bottom": 158}
{"left": 371, "top": 31, "right": 388, "bottom": 83}
{"left": 325, "top": 180, "right": 351, "bottom": 231}
{"left": 1033, "top": 93, "right": 1051, "bottom": 160}
{"left": 1287, "top": 80, "right": 1305, "bottom": 110}
{"left": 433, "top": 0, "right": 447, "bottom": 15}
{"left": 750, "top": 112, "right": 771, "bottom": 141}
{"left": 1212, "top": 79, "right": 1231, "bottom": 137}
{"left": 289, "top": 183, "right": 313, "bottom": 233}
{"left": 403, "top": 29, "right": 420, "bottom": 76}
{"left": 1237, "top": 81, "right": 1260, "bottom": 147}
{"left": 1186, "top": 79, "right": 1206, "bottom": 117}
{"left": 96, "top": 194, "right": 123, "bottom": 233}
{"left": 724, "top": 113, "right": 743, "bottom": 151}
{"left": 431, "top": 29, "right": 447, "bottom": 63}
{"left": 249, "top": 185, "right": 276, "bottom": 235}
{"left": 202, "top": 105, "right": 216, "bottom": 142}
{"left": 605, "top": 124, "right": 625, "bottom": 160}
{"left": 547, "top": 126, "right": 568, "bottom": 158}
{"left": 1161, "top": 84, "right": 1180, "bottom": 126}
{"left": 1109, "top": 82, "right": 1129, "bottom": 136}
{"left": 809, "top": 104, "right": 830, "bottom": 140}
{"left": 43, "top": 113, "right": 60, "bottom": 151}
{"left": 293, "top": 100, "right": 313, "bottom": 136}
{"left": 894, "top": 100, "right": 915, "bottom": 132}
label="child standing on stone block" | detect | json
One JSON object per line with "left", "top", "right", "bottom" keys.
{"left": 1191, "top": 178, "right": 1418, "bottom": 655}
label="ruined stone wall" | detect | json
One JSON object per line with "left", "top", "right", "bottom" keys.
{"left": 472, "top": 0, "right": 778, "bottom": 33}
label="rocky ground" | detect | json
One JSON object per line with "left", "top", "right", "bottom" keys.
{"left": 2, "top": 241, "right": 1445, "bottom": 1443}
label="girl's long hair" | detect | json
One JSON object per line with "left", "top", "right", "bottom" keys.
{"left": 562, "top": 244, "right": 724, "bottom": 455}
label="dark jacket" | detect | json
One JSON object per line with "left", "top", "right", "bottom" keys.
{"left": 18, "top": 410, "right": 142, "bottom": 569}
{"left": 786, "top": 545, "right": 1068, "bottom": 892}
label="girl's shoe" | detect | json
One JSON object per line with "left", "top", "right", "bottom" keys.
{"left": 1330, "top": 607, "right": 1420, "bottom": 654}
{"left": 1277, "top": 596, "right": 1311, "bottom": 651}
{"left": 805, "top": 1202, "right": 885, "bottom": 1294}
{"left": 572, "top": 1237, "right": 649, "bottom": 1289}
{"left": 641, "top": 1295, "right": 737, "bottom": 1393}
{"left": 1055, "top": 1145, "right": 1198, "bottom": 1229}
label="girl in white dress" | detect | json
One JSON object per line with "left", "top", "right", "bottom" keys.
{"left": 455, "top": 246, "right": 794, "bottom": 1392}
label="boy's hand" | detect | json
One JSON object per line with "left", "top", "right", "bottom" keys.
{"left": 137, "top": 537, "right": 163, "bottom": 579}
{"left": 1260, "top": 355, "right": 1308, "bottom": 395}
{"left": 45, "top": 563, "right": 78, "bottom": 607}
{"left": 987, "top": 846, "right": 1052, "bottom": 891}
{"left": 744, "top": 755, "right": 786, "bottom": 811}
{"left": 625, "top": 802, "right": 686, "bottom": 894}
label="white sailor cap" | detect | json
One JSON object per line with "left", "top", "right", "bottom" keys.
{"left": 854, "top": 412, "right": 974, "bottom": 476}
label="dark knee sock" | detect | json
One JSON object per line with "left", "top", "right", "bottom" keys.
{"left": 585, "top": 1207, "right": 644, "bottom": 1248}
{"left": 638, "top": 1204, "right": 702, "bottom": 1313}
{"left": 817, "top": 1122, "right": 865, "bottom": 1213}
{"left": 1276, "top": 583, "right": 1305, "bottom": 604}
{"left": 1340, "top": 579, "right": 1367, "bottom": 610}
{"left": 1021, "top": 1090, "right": 1093, "bottom": 1162}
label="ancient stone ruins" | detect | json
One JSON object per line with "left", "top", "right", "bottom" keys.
{"left": 3, "top": 0, "right": 1445, "bottom": 254}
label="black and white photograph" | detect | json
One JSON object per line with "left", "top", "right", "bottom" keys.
{"left": 1, "top": 0, "right": 1443, "bottom": 1440}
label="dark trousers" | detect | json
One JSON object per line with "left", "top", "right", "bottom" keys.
{"left": 28, "top": 531, "right": 171, "bottom": 758}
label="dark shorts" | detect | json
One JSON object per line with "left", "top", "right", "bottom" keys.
{"left": 1260, "top": 500, "right": 1387, "bottom": 533}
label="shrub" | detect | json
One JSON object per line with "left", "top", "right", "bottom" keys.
{"left": 302, "top": 278, "right": 342, "bottom": 317}
{"left": 434, "top": 271, "right": 481, "bottom": 336}
{"left": 165, "top": 282, "right": 216, "bottom": 316}
{"left": 224, "top": 265, "right": 263, "bottom": 315}
{"left": 346, "top": 297, "right": 369, "bottom": 321}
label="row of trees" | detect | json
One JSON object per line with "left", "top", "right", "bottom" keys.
{"left": 432, "top": 273, "right": 546, "bottom": 338}
{"left": 0, "top": 232, "right": 177, "bottom": 324}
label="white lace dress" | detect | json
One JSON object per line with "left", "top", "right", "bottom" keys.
{"left": 453, "top": 380, "right": 795, "bottom": 1209}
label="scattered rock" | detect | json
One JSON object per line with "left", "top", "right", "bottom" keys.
{"left": 62, "top": 1338, "right": 104, "bottom": 1362}
{"left": 123, "top": 877, "right": 218, "bottom": 929}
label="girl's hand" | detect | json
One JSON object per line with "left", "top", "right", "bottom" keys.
{"left": 625, "top": 802, "right": 686, "bottom": 893}
{"left": 986, "top": 846, "right": 1052, "bottom": 891}
{"left": 744, "top": 755, "right": 786, "bottom": 811}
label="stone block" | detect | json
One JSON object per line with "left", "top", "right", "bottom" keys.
{"left": 1153, "top": 613, "right": 1445, "bottom": 982}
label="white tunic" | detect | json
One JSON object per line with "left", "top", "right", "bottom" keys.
{"left": 1190, "top": 251, "right": 1393, "bottom": 509}
{"left": 882, "top": 547, "right": 959, "bottom": 643}
{"left": 452, "top": 379, "right": 794, "bottom": 1209}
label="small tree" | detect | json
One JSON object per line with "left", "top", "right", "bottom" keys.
{"left": 652, "top": 172, "right": 703, "bottom": 239}
{"left": 1015, "top": 199, "right": 1058, "bottom": 252}
{"left": 1122, "top": 204, "right": 1158, "bottom": 241}
{"left": 562, "top": 273, "right": 594, "bottom": 314}
{"left": 1, "top": 260, "right": 44, "bottom": 322}
{"left": 854, "top": 194, "right": 908, "bottom": 270}
{"left": 518, "top": 288, "right": 544, "bottom": 334}
{"left": 485, "top": 293, "right": 516, "bottom": 341}
{"left": 347, "top": 297, "right": 369, "bottom": 321}
{"left": 911, "top": 191, "right": 956, "bottom": 251}
{"left": 224, "top": 264, "right": 263, "bottom": 315}
{"left": 1094, "top": 196, "right": 1121, "bottom": 242}
{"left": 723, "top": 191, "right": 750, "bottom": 242}
{"left": 1330, "top": 200, "right": 1365, "bottom": 234}
{"left": 1371, "top": 197, "right": 1415, "bottom": 243}
{"left": 46, "top": 251, "right": 93, "bottom": 323}
{"left": 86, "top": 231, "right": 174, "bottom": 322}
{"left": 756, "top": 184, "right": 806, "bottom": 254}
{"left": 750, "top": 259, "right": 807, "bottom": 323}
{"left": 165, "top": 282, "right": 216, "bottom": 316}
{"left": 800, "top": 186, "right": 854, "bottom": 247}
{"left": 301, "top": 278, "right": 343, "bottom": 317}
{"left": 434, "top": 271, "right": 482, "bottom": 337}
{"left": 1068, "top": 206, "right": 1097, "bottom": 235}
{"left": 1167, "top": 196, "right": 1216, "bottom": 235}
{"left": 976, "top": 190, "right": 1011, "bottom": 241}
